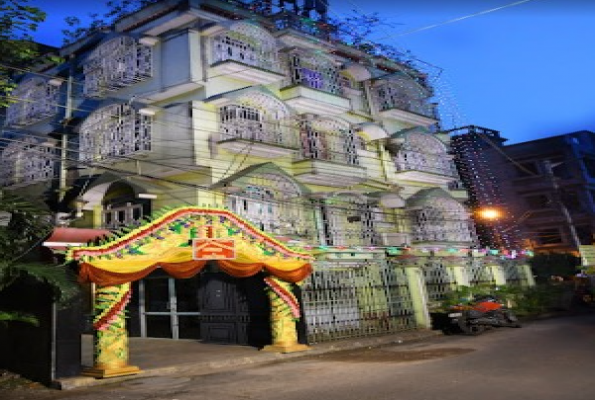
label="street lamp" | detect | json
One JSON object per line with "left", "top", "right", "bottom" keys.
{"left": 476, "top": 207, "right": 501, "bottom": 221}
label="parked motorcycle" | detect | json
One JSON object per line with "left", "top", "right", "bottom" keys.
{"left": 448, "top": 295, "right": 521, "bottom": 335}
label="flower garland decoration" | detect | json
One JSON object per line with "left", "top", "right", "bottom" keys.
{"left": 93, "top": 285, "right": 132, "bottom": 331}
{"left": 264, "top": 276, "right": 301, "bottom": 320}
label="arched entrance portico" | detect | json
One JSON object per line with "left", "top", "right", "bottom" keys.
{"left": 66, "top": 207, "right": 313, "bottom": 378}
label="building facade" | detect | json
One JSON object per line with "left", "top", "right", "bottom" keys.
{"left": 0, "top": 0, "right": 533, "bottom": 382}
{"left": 495, "top": 130, "right": 595, "bottom": 254}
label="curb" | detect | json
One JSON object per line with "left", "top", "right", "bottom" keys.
{"left": 55, "top": 329, "right": 442, "bottom": 390}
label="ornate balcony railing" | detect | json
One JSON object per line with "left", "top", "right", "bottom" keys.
{"left": 372, "top": 81, "right": 434, "bottom": 118}
{"left": 219, "top": 105, "right": 298, "bottom": 148}
{"left": 410, "top": 210, "right": 475, "bottom": 243}
{"left": 394, "top": 150, "right": 457, "bottom": 177}
{"left": 4, "top": 78, "right": 59, "bottom": 127}
{"left": 283, "top": 50, "right": 342, "bottom": 95}
{"left": 299, "top": 124, "right": 360, "bottom": 166}
{"left": 0, "top": 137, "right": 55, "bottom": 188}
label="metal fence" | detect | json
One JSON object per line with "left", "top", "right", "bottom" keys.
{"left": 421, "top": 259, "right": 455, "bottom": 303}
{"left": 302, "top": 260, "right": 417, "bottom": 343}
{"left": 500, "top": 260, "right": 529, "bottom": 286}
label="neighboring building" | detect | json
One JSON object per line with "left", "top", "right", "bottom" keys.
{"left": 496, "top": 130, "right": 595, "bottom": 254}
{"left": 448, "top": 125, "right": 523, "bottom": 251}
{"left": 0, "top": 0, "right": 532, "bottom": 384}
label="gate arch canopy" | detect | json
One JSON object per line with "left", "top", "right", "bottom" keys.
{"left": 66, "top": 207, "right": 313, "bottom": 286}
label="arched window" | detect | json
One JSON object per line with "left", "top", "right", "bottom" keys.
{"left": 410, "top": 195, "right": 474, "bottom": 243}
{"left": 79, "top": 103, "right": 152, "bottom": 163}
{"left": 83, "top": 36, "right": 152, "bottom": 98}
{"left": 212, "top": 22, "right": 280, "bottom": 72}
{"left": 318, "top": 194, "right": 380, "bottom": 246}
{"left": 284, "top": 49, "right": 340, "bottom": 94}
{"left": 225, "top": 173, "right": 307, "bottom": 236}
{"left": 0, "top": 137, "right": 55, "bottom": 188}
{"left": 393, "top": 131, "right": 455, "bottom": 177}
{"left": 219, "top": 92, "right": 296, "bottom": 147}
{"left": 373, "top": 74, "right": 433, "bottom": 117}
{"left": 4, "top": 77, "right": 59, "bottom": 127}
{"left": 300, "top": 118, "right": 360, "bottom": 165}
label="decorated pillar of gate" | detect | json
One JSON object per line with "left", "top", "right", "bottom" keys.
{"left": 261, "top": 276, "right": 310, "bottom": 353}
{"left": 82, "top": 283, "right": 141, "bottom": 378}
{"left": 404, "top": 266, "right": 431, "bottom": 329}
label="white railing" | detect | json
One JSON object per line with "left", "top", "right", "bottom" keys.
{"left": 4, "top": 78, "right": 59, "bottom": 127}
{"left": 212, "top": 23, "right": 281, "bottom": 72}
{"left": 0, "top": 138, "right": 55, "bottom": 188}
{"left": 83, "top": 36, "right": 152, "bottom": 98}
{"left": 79, "top": 104, "right": 152, "bottom": 163}
{"left": 372, "top": 80, "right": 434, "bottom": 118}
{"left": 299, "top": 123, "right": 360, "bottom": 166}
{"left": 394, "top": 150, "right": 457, "bottom": 177}
{"left": 219, "top": 105, "right": 298, "bottom": 148}
{"left": 284, "top": 50, "right": 342, "bottom": 95}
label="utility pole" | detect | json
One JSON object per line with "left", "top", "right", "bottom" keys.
{"left": 543, "top": 160, "right": 581, "bottom": 251}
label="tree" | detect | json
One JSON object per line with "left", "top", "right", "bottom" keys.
{"left": 0, "top": 191, "right": 77, "bottom": 325}
{"left": 0, "top": 0, "right": 47, "bottom": 107}
{"left": 62, "top": 0, "right": 159, "bottom": 43}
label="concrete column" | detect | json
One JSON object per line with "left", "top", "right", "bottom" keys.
{"left": 404, "top": 266, "right": 431, "bottom": 329}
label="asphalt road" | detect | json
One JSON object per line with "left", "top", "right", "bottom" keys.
{"left": 3, "top": 312, "right": 595, "bottom": 400}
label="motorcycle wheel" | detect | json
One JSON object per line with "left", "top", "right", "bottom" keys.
{"left": 505, "top": 311, "right": 522, "bottom": 328}
{"left": 457, "top": 316, "right": 486, "bottom": 335}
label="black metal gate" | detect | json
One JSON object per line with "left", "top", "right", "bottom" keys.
{"left": 198, "top": 268, "right": 271, "bottom": 347}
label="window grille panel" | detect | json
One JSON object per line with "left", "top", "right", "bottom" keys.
{"left": 372, "top": 76, "right": 434, "bottom": 118}
{"left": 225, "top": 173, "right": 311, "bottom": 238}
{"left": 410, "top": 197, "right": 474, "bottom": 243}
{"left": 79, "top": 103, "right": 152, "bottom": 163}
{"left": 340, "top": 77, "right": 370, "bottom": 114}
{"left": 318, "top": 195, "right": 380, "bottom": 246}
{"left": 5, "top": 78, "right": 59, "bottom": 127}
{"left": 302, "top": 261, "right": 416, "bottom": 343}
{"left": 299, "top": 119, "right": 359, "bottom": 165}
{"left": 0, "top": 137, "right": 55, "bottom": 188}
{"left": 102, "top": 203, "right": 144, "bottom": 229}
{"left": 83, "top": 36, "right": 152, "bottom": 98}
{"left": 465, "top": 258, "right": 496, "bottom": 286}
{"left": 212, "top": 22, "right": 280, "bottom": 72}
{"left": 393, "top": 132, "right": 456, "bottom": 177}
{"left": 421, "top": 260, "right": 455, "bottom": 302}
{"left": 283, "top": 50, "right": 341, "bottom": 94}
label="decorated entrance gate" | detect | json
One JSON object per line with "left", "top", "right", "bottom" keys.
{"left": 66, "top": 207, "right": 313, "bottom": 378}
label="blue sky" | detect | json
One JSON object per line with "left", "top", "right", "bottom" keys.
{"left": 28, "top": 0, "right": 595, "bottom": 144}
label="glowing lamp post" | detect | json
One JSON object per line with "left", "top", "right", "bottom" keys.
{"left": 477, "top": 208, "right": 501, "bottom": 221}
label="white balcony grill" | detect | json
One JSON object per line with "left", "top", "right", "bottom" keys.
{"left": 283, "top": 49, "right": 341, "bottom": 95}
{"left": 410, "top": 205, "right": 474, "bottom": 243}
{"left": 0, "top": 137, "right": 55, "bottom": 188}
{"left": 299, "top": 118, "right": 360, "bottom": 165}
{"left": 79, "top": 103, "right": 152, "bottom": 163}
{"left": 212, "top": 22, "right": 281, "bottom": 72}
{"left": 4, "top": 77, "right": 59, "bottom": 127}
{"left": 318, "top": 195, "right": 381, "bottom": 246}
{"left": 219, "top": 105, "right": 297, "bottom": 148}
{"left": 372, "top": 77, "right": 434, "bottom": 118}
{"left": 224, "top": 173, "right": 310, "bottom": 237}
{"left": 394, "top": 150, "right": 457, "bottom": 177}
{"left": 83, "top": 36, "right": 152, "bottom": 98}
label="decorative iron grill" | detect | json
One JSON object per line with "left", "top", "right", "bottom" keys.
{"left": 372, "top": 77, "right": 434, "bottom": 118}
{"left": 302, "top": 261, "right": 416, "bottom": 343}
{"left": 83, "top": 36, "right": 152, "bottom": 98}
{"left": 4, "top": 77, "right": 59, "bottom": 127}
{"left": 79, "top": 103, "right": 152, "bottom": 163}
{"left": 421, "top": 259, "right": 455, "bottom": 302}
{"left": 218, "top": 93, "right": 298, "bottom": 148}
{"left": 410, "top": 197, "right": 474, "bottom": 243}
{"left": 225, "top": 173, "right": 313, "bottom": 238}
{"left": 465, "top": 258, "right": 496, "bottom": 286}
{"left": 283, "top": 49, "right": 341, "bottom": 94}
{"left": 299, "top": 118, "right": 360, "bottom": 165}
{"left": 0, "top": 137, "right": 55, "bottom": 188}
{"left": 212, "top": 22, "right": 281, "bottom": 72}
{"left": 317, "top": 195, "right": 381, "bottom": 246}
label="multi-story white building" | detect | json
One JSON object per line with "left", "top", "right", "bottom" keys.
{"left": 1, "top": 0, "right": 531, "bottom": 362}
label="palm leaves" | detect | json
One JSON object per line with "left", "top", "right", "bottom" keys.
{"left": 0, "top": 191, "right": 78, "bottom": 325}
